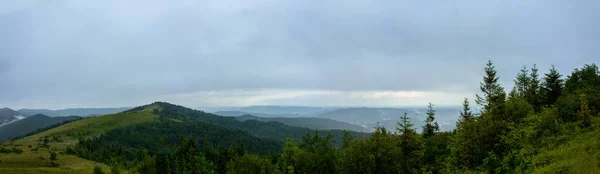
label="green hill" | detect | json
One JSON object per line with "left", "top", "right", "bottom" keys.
{"left": 0, "top": 114, "right": 81, "bottom": 142}
{"left": 0, "top": 105, "right": 160, "bottom": 173}
{"left": 0, "top": 102, "right": 368, "bottom": 173}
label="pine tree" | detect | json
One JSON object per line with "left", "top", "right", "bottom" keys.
{"left": 541, "top": 65, "right": 564, "bottom": 106}
{"left": 450, "top": 98, "right": 479, "bottom": 170}
{"left": 527, "top": 64, "right": 542, "bottom": 112}
{"left": 460, "top": 98, "right": 474, "bottom": 121}
{"left": 397, "top": 112, "right": 423, "bottom": 174}
{"left": 514, "top": 65, "right": 530, "bottom": 97}
{"left": 457, "top": 98, "right": 474, "bottom": 129}
{"left": 423, "top": 103, "right": 439, "bottom": 138}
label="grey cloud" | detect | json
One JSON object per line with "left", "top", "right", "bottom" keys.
{"left": 0, "top": 0, "right": 598, "bottom": 108}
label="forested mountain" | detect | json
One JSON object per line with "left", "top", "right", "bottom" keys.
{"left": 0, "top": 108, "right": 25, "bottom": 127}
{"left": 17, "top": 107, "right": 132, "bottom": 117}
{"left": 235, "top": 114, "right": 368, "bottom": 132}
{"left": 1, "top": 61, "right": 599, "bottom": 173}
{"left": 0, "top": 114, "right": 81, "bottom": 142}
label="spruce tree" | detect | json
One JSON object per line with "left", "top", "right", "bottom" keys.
{"left": 450, "top": 98, "right": 479, "bottom": 170}
{"left": 527, "top": 64, "right": 542, "bottom": 112}
{"left": 476, "top": 60, "right": 505, "bottom": 115}
{"left": 422, "top": 103, "right": 439, "bottom": 138}
{"left": 473, "top": 60, "right": 507, "bottom": 166}
{"left": 514, "top": 65, "right": 530, "bottom": 97}
{"left": 397, "top": 112, "right": 423, "bottom": 174}
{"left": 461, "top": 98, "right": 474, "bottom": 120}
{"left": 541, "top": 65, "right": 564, "bottom": 106}
{"left": 457, "top": 98, "right": 474, "bottom": 129}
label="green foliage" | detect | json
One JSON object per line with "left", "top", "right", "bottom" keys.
{"left": 227, "top": 154, "right": 273, "bottom": 174}
{"left": 340, "top": 127, "right": 401, "bottom": 174}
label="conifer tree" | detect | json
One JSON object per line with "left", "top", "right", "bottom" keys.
{"left": 460, "top": 98, "right": 474, "bottom": 121}
{"left": 397, "top": 112, "right": 423, "bottom": 174}
{"left": 423, "top": 103, "right": 440, "bottom": 139}
{"left": 541, "top": 65, "right": 564, "bottom": 106}
{"left": 514, "top": 66, "right": 530, "bottom": 97}
{"left": 527, "top": 64, "right": 542, "bottom": 112}
{"left": 476, "top": 60, "right": 505, "bottom": 115}
{"left": 450, "top": 98, "right": 478, "bottom": 170}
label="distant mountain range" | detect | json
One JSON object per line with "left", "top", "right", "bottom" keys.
{"left": 203, "top": 106, "right": 335, "bottom": 116}
{"left": 215, "top": 112, "right": 368, "bottom": 132}
{"left": 0, "top": 108, "right": 25, "bottom": 126}
{"left": 17, "top": 107, "right": 132, "bottom": 117}
{"left": 315, "top": 107, "right": 460, "bottom": 132}
{"left": 214, "top": 106, "right": 461, "bottom": 132}
{"left": 0, "top": 114, "right": 82, "bottom": 142}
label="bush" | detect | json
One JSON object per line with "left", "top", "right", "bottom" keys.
{"left": 93, "top": 166, "right": 104, "bottom": 174}
{"left": 11, "top": 148, "right": 23, "bottom": 154}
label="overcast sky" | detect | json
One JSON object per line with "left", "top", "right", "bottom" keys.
{"left": 0, "top": 0, "right": 598, "bottom": 109}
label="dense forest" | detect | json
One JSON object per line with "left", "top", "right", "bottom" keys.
{"left": 50, "top": 61, "right": 600, "bottom": 173}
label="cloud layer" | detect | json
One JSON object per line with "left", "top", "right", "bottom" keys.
{"left": 0, "top": 0, "right": 598, "bottom": 109}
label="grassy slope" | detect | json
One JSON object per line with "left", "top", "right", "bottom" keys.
{"left": 531, "top": 119, "right": 600, "bottom": 174}
{"left": 0, "top": 105, "right": 159, "bottom": 173}
{"left": 532, "top": 130, "right": 600, "bottom": 173}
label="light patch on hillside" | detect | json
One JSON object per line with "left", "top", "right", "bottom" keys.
{"left": 0, "top": 115, "right": 25, "bottom": 127}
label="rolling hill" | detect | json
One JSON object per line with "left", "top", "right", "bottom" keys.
{"left": 234, "top": 114, "right": 368, "bottom": 132}
{"left": 0, "top": 114, "right": 82, "bottom": 142}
